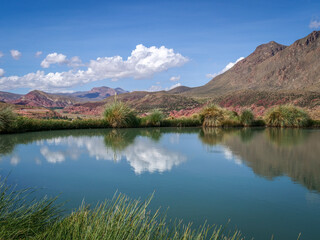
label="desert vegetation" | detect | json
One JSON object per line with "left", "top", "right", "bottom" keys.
{"left": 240, "top": 109, "right": 254, "bottom": 126}
{"left": 264, "top": 105, "right": 311, "bottom": 127}
{"left": 104, "top": 99, "right": 139, "bottom": 128}
{"left": 1, "top": 103, "right": 320, "bottom": 134}
{"left": 0, "top": 107, "right": 16, "bottom": 132}
{"left": 142, "top": 109, "right": 165, "bottom": 126}
{"left": 0, "top": 179, "right": 244, "bottom": 240}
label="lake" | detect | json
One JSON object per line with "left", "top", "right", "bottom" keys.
{"left": 0, "top": 128, "right": 320, "bottom": 239}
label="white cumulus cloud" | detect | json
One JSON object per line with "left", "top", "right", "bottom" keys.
{"left": 1, "top": 44, "right": 188, "bottom": 92}
{"left": 41, "top": 53, "right": 84, "bottom": 68}
{"left": 309, "top": 20, "right": 320, "bottom": 29}
{"left": 41, "top": 53, "right": 68, "bottom": 68}
{"left": 10, "top": 49, "right": 22, "bottom": 60}
{"left": 35, "top": 51, "right": 43, "bottom": 57}
{"left": 0, "top": 69, "right": 4, "bottom": 77}
{"left": 170, "top": 75, "right": 180, "bottom": 81}
{"left": 206, "top": 57, "right": 244, "bottom": 79}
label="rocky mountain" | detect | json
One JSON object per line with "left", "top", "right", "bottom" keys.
{"left": 60, "top": 86, "right": 128, "bottom": 101}
{"left": 0, "top": 91, "right": 22, "bottom": 102}
{"left": 174, "top": 31, "right": 320, "bottom": 117}
{"left": 12, "top": 90, "right": 79, "bottom": 108}
{"left": 185, "top": 31, "right": 320, "bottom": 97}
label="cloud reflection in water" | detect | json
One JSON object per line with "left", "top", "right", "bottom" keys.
{"left": 37, "top": 135, "right": 186, "bottom": 174}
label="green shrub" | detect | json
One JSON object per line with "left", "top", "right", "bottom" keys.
{"left": 145, "top": 109, "right": 164, "bottom": 126}
{"left": 250, "top": 119, "right": 266, "bottom": 127}
{"left": 221, "top": 119, "right": 243, "bottom": 127}
{"left": 200, "top": 104, "right": 242, "bottom": 127}
{"left": 310, "top": 119, "right": 320, "bottom": 128}
{"left": 240, "top": 109, "right": 254, "bottom": 126}
{"left": 161, "top": 117, "right": 201, "bottom": 127}
{"left": 5, "top": 117, "right": 109, "bottom": 134}
{"left": 200, "top": 104, "right": 227, "bottom": 127}
{"left": 264, "top": 105, "right": 311, "bottom": 128}
{"left": 0, "top": 107, "right": 16, "bottom": 133}
{"left": 104, "top": 100, "right": 139, "bottom": 128}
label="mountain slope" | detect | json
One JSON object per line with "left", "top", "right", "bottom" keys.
{"left": 185, "top": 31, "right": 320, "bottom": 97}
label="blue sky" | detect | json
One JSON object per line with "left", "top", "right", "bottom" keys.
{"left": 0, "top": 0, "right": 319, "bottom": 94}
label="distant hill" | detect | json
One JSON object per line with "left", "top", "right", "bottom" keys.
{"left": 12, "top": 90, "right": 79, "bottom": 108}
{"left": 0, "top": 91, "right": 22, "bottom": 102}
{"left": 1, "top": 86, "right": 128, "bottom": 108}
{"left": 59, "top": 86, "right": 128, "bottom": 101}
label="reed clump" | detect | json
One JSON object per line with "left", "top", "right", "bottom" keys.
{"left": 104, "top": 99, "right": 139, "bottom": 128}
{"left": 200, "top": 104, "right": 228, "bottom": 127}
{"left": 264, "top": 105, "right": 311, "bottom": 127}
{"left": 200, "top": 104, "right": 243, "bottom": 127}
{"left": 144, "top": 109, "right": 165, "bottom": 126}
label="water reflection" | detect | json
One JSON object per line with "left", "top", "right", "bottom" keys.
{"left": 0, "top": 129, "right": 187, "bottom": 174}
{"left": 198, "top": 128, "right": 320, "bottom": 192}
{"left": 1, "top": 128, "right": 320, "bottom": 191}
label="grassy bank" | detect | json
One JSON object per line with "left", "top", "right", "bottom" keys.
{"left": 0, "top": 103, "right": 319, "bottom": 134}
{"left": 0, "top": 179, "right": 244, "bottom": 240}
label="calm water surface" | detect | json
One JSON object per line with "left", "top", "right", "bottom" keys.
{"left": 0, "top": 128, "right": 320, "bottom": 239}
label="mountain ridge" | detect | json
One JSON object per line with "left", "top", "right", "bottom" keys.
{"left": 183, "top": 31, "right": 320, "bottom": 98}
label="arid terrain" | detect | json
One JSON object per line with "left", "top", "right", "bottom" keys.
{"left": 1, "top": 31, "right": 320, "bottom": 119}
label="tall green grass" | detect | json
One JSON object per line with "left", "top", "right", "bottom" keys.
{"left": 142, "top": 109, "right": 165, "bottom": 127}
{"left": 0, "top": 179, "right": 61, "bottom": 239}
{"left": 200, "top": 104, "right": 227, "bottom": 127}
{"left": 0, "top": 107, "right": 16, "bottom": 133}
{"left": 104, "top": 99, "right": 139, "bottom": 128}
{"left": 240, "top": 109, "right": 254, "bottom": 127}
{"left": 264, "top": 105, "right": 311, "bottom": 127}
{"left": 199, "top": 104, "right": 243, "bottom": 127}
{"left": 0, "top": 179, "right": 244, "bottom": 240}
{"left": 4, "top": 117, "right": 109, "bottom": 134}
